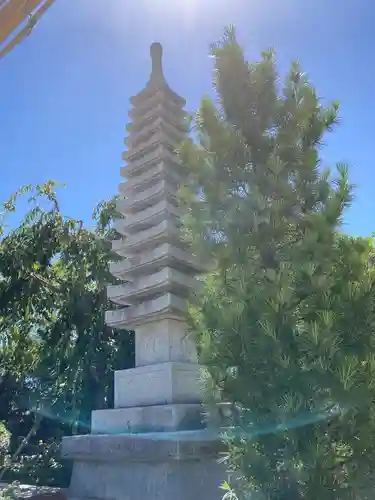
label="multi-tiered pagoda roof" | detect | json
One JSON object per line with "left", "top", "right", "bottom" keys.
{"left": 105, "top": 43, "right": 206, "bottom": 330}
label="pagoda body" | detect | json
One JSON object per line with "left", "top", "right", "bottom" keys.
{"left": 61, "top": 44, "right": 226, "bottom": 500}
{"left": 93, "top": 42, "right": 207, "bottom": 434}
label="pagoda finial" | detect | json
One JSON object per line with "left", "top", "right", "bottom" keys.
{"left": 149, "top": 42, "right": 165, "bottom": 84}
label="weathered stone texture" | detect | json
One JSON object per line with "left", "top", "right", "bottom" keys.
{"left": 62, "top": 43, "right": 226, "bottom": 500}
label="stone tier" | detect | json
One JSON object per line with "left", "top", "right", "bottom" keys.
{"left": 62, "top": 431, "right": 226, "bottom": 500}
{"left": 107, "top": 266, "right": 200, "bottom": 306}
{"left": 119, "top": 161, "right": 181, "bottom": 193}
{"left": 121, "top": 145, "right": 180, "bottom": 176}
{"left": 128, "top": 101, "right": 187, "bottom": 136}
{"left": 115, "top": 219, "right": 183, "bottom": 254}
{"left": 133, "top": 319, "right": 198, "bottom": 366}
{"left": 117, "top": 179, "right": 177, "bottom": 214}
{"left": 112, "top": 362, "right": 202, "bottom": 408}
{"left": 105, "top": 292, "right": 187, "bottom": 329}
{"left": 131, "top": 83, "right": 186, "bottom": 108}
{"left": 129, "top": 86, "right": 185, "bottom": 111}
{"left": 110, "top": 242, "right": 208, "bottom": 276}
{"left": 114, "top": 199, "right": 180, "bottom": 235}
{"left": 125, "top": 115, "right": 185, "bottom": 149}
{"left": 62, "top": 430, "right": 224, "bottom": 464}
{"left": 91, "top": 403, "right": 204, "bottom": 434}
{"left": 124, "top": 129, "right": 180, "bottom": 163}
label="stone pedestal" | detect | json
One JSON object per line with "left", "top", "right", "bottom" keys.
{"left": 62, "top": 431, "right": 226, "bottom": 500}
{"left": 62, "top": 43, "right": 226, "bottom": 500}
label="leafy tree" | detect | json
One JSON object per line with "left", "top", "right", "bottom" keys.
{"left": 0, "top": 182, "right": 134, "bottom": 486}
{"left": 180, "top": 26, "right": 375, "bottom": 500}
{"left": 0, "top": 423, "right": 10, "bottom": 467}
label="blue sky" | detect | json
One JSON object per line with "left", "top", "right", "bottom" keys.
{"left": 0, "top": 0, "right": 374, "bottom": 235}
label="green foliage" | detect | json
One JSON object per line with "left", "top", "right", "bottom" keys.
{"left": 0, "top": 483, "right": 19, "bottom": 500}
{"left": 0, "top": 182, "right": 134, "bottom": 486}
{"left": 4, "top": 439, "right": 70, "bottom": 487}
{"left": 181, "top": 26, "right": 375, "bottom": 500}
{"left": 0, "top": 423, "right": 10, "bottom": 466}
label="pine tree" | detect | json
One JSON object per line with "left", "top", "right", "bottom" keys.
{"left": 180, "top": 26, "right": 375, "bottom": 500}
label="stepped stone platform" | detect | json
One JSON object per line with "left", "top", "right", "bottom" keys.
{"left": 63, "top": 431, "right": 226, "bottom": 500}
{"left": 62, "top": 42, "right": 227, "bottom": 500}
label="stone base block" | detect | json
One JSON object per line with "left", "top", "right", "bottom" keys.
{"left": 62, "top": 431, "right": 228, "bottom": 500}
{"left": 114, "top": 362, "right": 203, "bottom": 408}
{"left": 91, "top": 403, "right": 204, "bottom": 434}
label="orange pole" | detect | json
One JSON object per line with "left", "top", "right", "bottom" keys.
{"left": 0, "top": 18, "right": 29, "bottom": 58}
{"left": 30, "top": 0, "right": 54, "bottom": 21}
{"left": 0, "top": 0, "right": 44, "bottom": 46}
{"left": 0, "top": 0, "right": 56, "bottom": 60}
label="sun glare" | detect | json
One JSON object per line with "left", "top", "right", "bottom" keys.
{"left": 151, "top": 0, "right": 199, "bottom": 22}
{"left": 105, "top": 0, "right": 249, "bottom": 45}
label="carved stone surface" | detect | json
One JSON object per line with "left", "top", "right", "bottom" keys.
{"left": 105, "top": 292, "right": 188, "bottom": 329}
{"left": 62, "top": 431, "right": 227, "bottom": 500}
{"left": 68, "top": 460, "right": 225, "bottom": 500}
{"left": 62, "top": 430, "right": 225, "bottom": 462}
{"left": 108, "top": 268, "right": 199, "bottom": 307}
{"left": 109, "top": 243, "right": 208, "bottom": 277}
{"left": 91, "top": 403, "right": 204, "bottom": 434}
{"left": 135, "top": 319, "right": 198, "bottom": 366}
{"left": 114, "top": 362, "right": 203, "bottom": 408}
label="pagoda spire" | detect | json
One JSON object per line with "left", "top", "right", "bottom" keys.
{"left": 149, "top": 42, "right": 165, "bottom": 85}
{"left": 130, "top": 42, "right": 185, "bottom": 108}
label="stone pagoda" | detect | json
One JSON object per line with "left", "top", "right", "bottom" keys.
{"left": 61, "top": 43, "right": 225, "bottom": 500}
